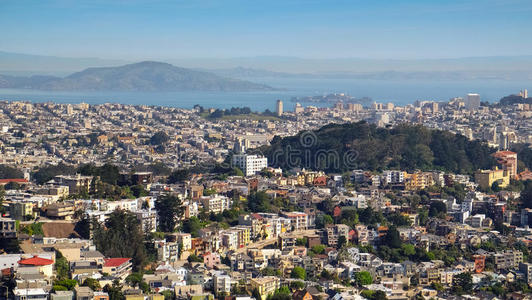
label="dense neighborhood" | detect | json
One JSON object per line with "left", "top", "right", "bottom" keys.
{"left": 1, "top": 91, "right": 532, "bottom": 300}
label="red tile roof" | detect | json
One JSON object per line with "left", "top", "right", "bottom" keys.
{"left": 18, "top": 256, "right": 53, "bottom": 266}
{"left": 0, "top": 179, "right": 29, "bottom": 184}
{"left": 104, "top": 258, "right": 131, "bottom": 267}
{"left": 493, "top": 151, "right": 517, "bottom": 156}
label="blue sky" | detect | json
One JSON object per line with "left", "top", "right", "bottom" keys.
{"left": 1, "top": 0, "right": 532, "bottom": 60}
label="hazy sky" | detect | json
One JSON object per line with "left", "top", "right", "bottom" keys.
{"left": 2, "top": 0, "right": 532, "bottom": 60}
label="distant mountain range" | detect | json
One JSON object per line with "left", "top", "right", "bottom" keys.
{"left": 2, "top": 51, "right": 532, "bottom": 82}
{"left": 0, "top": 61, "right": 274, "bottom": 92}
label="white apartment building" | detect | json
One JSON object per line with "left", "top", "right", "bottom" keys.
{"left": 382, "top": 170, "right": 404, "bottom": 184}
{"left": 280, "top": 211, "right": 308, "bottom": 231}
{"left": 221, "top": 231, "right": 239, "bottom": 251}
{"left": 175, "top": 233, "right": 192, "bottom": 251}
{"left": 200, "top": 194, "right": 231, "bottom": 214}
{"left": 232, "top": 154, "right": 268, "bottom": 176}
{"left": 213, "top": 272, "right": 231, "bottom": 296}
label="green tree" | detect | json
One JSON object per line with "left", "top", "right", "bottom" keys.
{"left": 354, "top": 271, "right": 373, "bottom": 286}
{"left": 104, "top": 280, "right": 125, "bottom": 300}
{"left": 82, "top": 278, "right": 101, "bottom": 291}
{"left": 130, "top": 185, "right": 148, "bottom": 197}
{"left": 452, "top": 272, "right": 473, "bottom": 295}
{"left": 155, "top": 194, "right": 184, "bottom": 232}
{"left": 401, "top": 244, "right": 416, "bottom": 257}
{"left": 92, "top": 210, "right": 147, "bottom": 270}
{"left": 21, "top": 222, "right": 44, "bottom": 236}
{"left": 290, "top": 281, "right": 305, "bottom": 290}
{"left": 360, "top": 290, "right": 387, "bottom": 300}
{"left": 337, "top": 236, "right": 347, "bottom": 249}
{"left": 160, "top": 290, "right": 174, "bottom": 300}
{"left": 187, "top": 254, "right": 203, "bottom": 263}
{"left": 429, "top": 200, "right": 447, "bottom": 218}
{"left": 150, "top": 131, "right": 169, "bottom": 145}
{"left": 431, "top": 282, "right": 444, "bottom": 292}
{"left": 310, "top": 244, "right": 326, "bottom": 255}
{"left": 247, "top": 191, "right": 272, "bottom": 212}
{"left": 291, "top": 266, "right": 307, "bottom": 280}
{"left": 167, "top": 169, "right": 191, "bottom": 184}
{"left": 54, "top": 279, "right": 77, "bottom": 290}
{"left": 383, "top": 226, "right": 402, "bottom": 248}
{"left": 32, "top": 163, "right": 77, "bottom": 185}
{"left": 125, "top": 273, "right": 143, "bottom": 288}
{"left": 181, "top": 216, "right": 203, "bottom": 237}
{"left": 0, "top": 164, "right": 24, "bottom": 179}
{"left": 53, "top": 285, "right": 68, "bottom": 292}
{"left": 55, "top": 255, "right": 70, "bottom": 280}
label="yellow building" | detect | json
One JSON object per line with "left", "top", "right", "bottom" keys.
{"left": 475, "top": 168, "right": 510, "bottom": 189}
{"left": 404, "top": 172, "right": 426, "bottom": 191}
{"left": 249, "top": 276, "right": 280, "bottom": 300}
{"left": 235, "top": 226, "right": 251, "bottom": 247}
{"left": 149, "top": 295, "right": 164, "bottom": 300}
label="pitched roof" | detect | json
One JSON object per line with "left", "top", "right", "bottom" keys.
{"left": 104, "top": 258, "right": 131, "bottom": 267}
{"left": 18, "top": 256, "right": 54, "bottom": 266}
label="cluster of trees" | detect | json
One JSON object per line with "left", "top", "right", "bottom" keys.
{"left": 203, "top": 106, "right": 280, "bottom": 119}
{"left": 206, "top": 107, "right": 252, "bottom": 118}
{"left": 262, "top": 121, "right": 496, "bottom": 173}
{"left": 512, "top": 143, "right": 532, "bottom": 172}
{"left": 91, "top": 210, "right": 147, "bottom": 270}
{"left": 20, "top": 222, "right": 44, "bottom": 236}
{"left": 0, "top": 164, "right": 24, "bottom": 179}
{"left": 78, "top": 163, "right": 121, "bottom": 185}
{"left": 246, "top": 191, "right": 297, "bottom": 213}
{"left": 499, "top": 94, "right": 532, "bottom": 106}
{"left": 33, "top": 163, "right": 76, "bottom": 185}
{"left": 149, "top": 131, "right": 169, "bottom": 145}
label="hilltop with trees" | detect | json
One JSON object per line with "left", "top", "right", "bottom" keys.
{"left": 259, "top": 121, "right": 496, "bottom": 173}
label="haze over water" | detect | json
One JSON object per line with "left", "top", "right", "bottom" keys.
{"left": 0, "top": 77, "right": 529, "bottom": 111}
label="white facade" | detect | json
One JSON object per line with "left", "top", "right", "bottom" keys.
{"left": 382, "top": 170, "right": 404, "bottom": 184}
{"left": 213, "top": 272, "right": 231, "bottom": 296}
{"left": 232, "top": 154, "right": 268, "bottom": 176}
{"left": 200, "top": 194, "right": 231, "bottom": 214}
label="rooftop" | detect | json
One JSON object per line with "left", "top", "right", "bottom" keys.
{"left": 104, "top": 257, "right": 131, "bottom": 267}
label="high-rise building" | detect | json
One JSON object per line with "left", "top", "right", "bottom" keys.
{"left": 430, "top": 102, "right": 438, "bottom": 113}
{"left": 66, "top": 104, "right": 74, "bottom": 115}
{"left": 276, "top": 99, "right": 283, "bottom": 116}
{"left": 466, "top": 93, "right": 480, "bottom": 111}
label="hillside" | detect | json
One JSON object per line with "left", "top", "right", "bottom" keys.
{"left": 259, "top": 122, "right": 497, "bottom": 174}
{"left": 498, "top": 94, "right": 532, "bottom": 106}
{"left": 0, "top": 61, "right": 274, "bottom": 91}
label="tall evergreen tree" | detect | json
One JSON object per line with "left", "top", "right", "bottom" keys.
{"left": 92, "top": 210, "right": 147, "bottom": 270}
{"left": 155, "top": 194, "right": 184, "bottom": 232}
